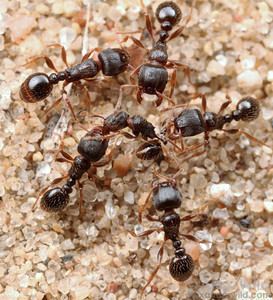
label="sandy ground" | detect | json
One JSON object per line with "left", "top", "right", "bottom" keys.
{"left": 0, "top": 0, "right": 273, "bottom": 299}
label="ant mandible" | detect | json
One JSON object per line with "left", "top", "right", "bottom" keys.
{"left": 117, "top": 1, "right": 194, "bottom": 108}
{"left": 20, "top": 45, "right": 130, "bottom": 119}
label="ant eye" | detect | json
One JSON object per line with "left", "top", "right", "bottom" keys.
{"left": 121, "top": 54, "right": 127, "bottom": 62}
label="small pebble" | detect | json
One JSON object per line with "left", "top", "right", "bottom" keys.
{"left": 237, "top": 70, "right": 263, "bottom": 91}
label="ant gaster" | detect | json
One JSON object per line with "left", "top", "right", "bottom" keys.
{"left": 118, "top": 1, "right": 193, "bottom": 107}
{"left": 20, "top": 46, "right": 129, "bottom": 118}
{"left": 133, "top": 171, "right": 201, "bottom": 296}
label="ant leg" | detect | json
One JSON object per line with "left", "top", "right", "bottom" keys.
{"left": 115, "top": 84, "right": 138, "bottom": 110}
{"left": 62, "top": 85, "right": 77, "bottom": 120}
{"left": 129, "top": 227, "right": 163, "bottom": 238}
{"left": 130, "top": 64, "right": 143, "bottom": 84}
{"left": 146, "top": 214, "right": 160, "bottom": 222}
{"left": 156, "top": 92, "right": 175, "bottom": 106}
{"left": 138, "top": 189, "right": 153, "bottom": 223}
{"left": 167, "top": 62, "right": 194, "bottom": 87}
{"left": 139, "top": 0, "right": 155, "bottom": 42}
{"left": 218, "top": 99, "right": 232, "bottom": 115}
{"left": 120, "top": 35, "right": 146, "bottom": 50}
{"left": 141, "top": 240, "right": 166, "bottom": 298}
{"left": 180, "top": 214, "right": 197, "bottom": 221}
{"left": 32, "top": 176, "right": 67, "bottom": 211}
{"left": 178, "top": 140, "right": 207, "bottom": 157}
{"left": 223, "top": 129, "right": 270, "bottom": 148}
{"left": 48, "top": 43, "right": 69, "bottom": 67}
{"left": 180, "top": 233, "right": 200, "bottom": 243}
{"left": 173, "top": 149, "right": 206, "bottom": 179}
{"left": 43, "top": 95, "right": 63, "bottom": 117}
{"left": 155, "top": 92, "right": 163, "bottom": 107}
{"left": 77, "top": 180, "right": 84, "bottom": 218}
{"left": 200, "top": 93, "right": 207, "bottom": 113}
{"left": 81, "top": 47, "right": 100, "bottom": 62}
{"left": 168, "top": 0, "right": 195, "bottom": 41}
{"left": 169, "top": 68, "right": 177, "bottom": 99}
{"left": 153, "top": 170, "right": 175, "bottom": 184}
{"left": 23, "top": 55, "right": 58, "bottom": 73}
{"left": 137, "top": 87, "right": 144, "bottom": 104}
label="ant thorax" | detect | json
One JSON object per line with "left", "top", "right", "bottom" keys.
{"left": 148, "top": 41, "right": 168, "bottom": 65}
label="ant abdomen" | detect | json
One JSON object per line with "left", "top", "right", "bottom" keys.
{"left": 156, "top": 1, "right": 182, "bottom": 31}
{"left": 20, "top": 72, "right": 53, "bottom": 103}
{"left": 98, "top": 48, "right": 129, "bottom": 76}
{"left": 236, "top": 96, "right": 260, "bottom": 122}
{"left": 169, "top": 252, "right": 194, "bottom": 281}
{"left": 40, "top": 187, "right": 69, "bottom": 212}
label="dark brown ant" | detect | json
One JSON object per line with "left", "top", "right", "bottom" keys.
{"left": 33, "top": 126, "right": 115, "bottom": 214}
{"left": 131, "top": 171, "right": 202, "bottom": 296}
{"left": 117, "top": 1, "right": 194, "bottom": 108}
{"left": 91, "top": 110, "right": 164, "bottom": 141}
{"left": 20, "top": 45, "right": 130, "bottom": 118}
{"left": 165, "top": 95, "right": 267, "bottom": 150}
{"left": 136, "top": 140, "right": 165, "bottom": 164}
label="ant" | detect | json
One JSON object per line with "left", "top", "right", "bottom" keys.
{"left": 91, "top": 110, "right": 164, "bottom": 141}
{"left": 33, "top": 126, "right": 116, "bottom": 214}
{"left": 164, "top": 95, "right": 267, "bottom": 150}
{"left": 136, "top": 140, "right": 165, "bottom": 165}
{"left": 131, "top": 170, "right": 204, "bottom": 296}
{"left": 20, "top": 45, "right": 130, "bottom": 118}
{"left": 117, "top": 1, "right": 194, "bottom": 108}
{"left": 91, "top": 110, "right": 192, "bottom": 163}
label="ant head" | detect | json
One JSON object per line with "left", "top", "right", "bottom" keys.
{"left": 98, "top": 48, "right": 130, "bottom": 76}
{"left": 152, "top": 180, "right": 182, "bottom": 212}
{"left": 169, "top": 251, "right": 194, "bottom": 281}
{"left": 156, "top": 1, "right": 182, "bottom": 32}
{"left": 77, "top": 131, "right": 108, "bottom": 162}
{"left": 204, "top": 111, "right": 218, "bottom": 131}
{"left": 236, "top": 97, "right": 260, "bottom": 122}
{"left": 20, "top": 73, "right": 53, "bottom": 103}
{"left": 40, "top": 187, "right": 69, "bottom": 212}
